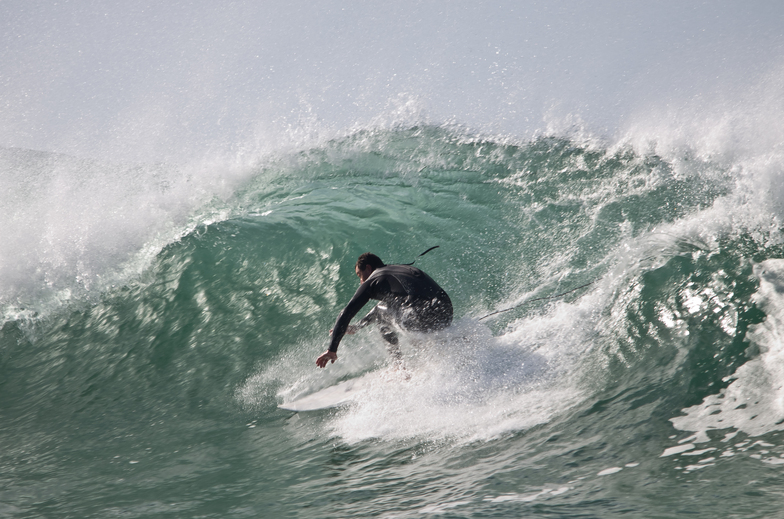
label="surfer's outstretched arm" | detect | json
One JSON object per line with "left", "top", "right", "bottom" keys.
{"left": 316, "top": 350, "right": 337, "bottom": 368}
{"left": 325, "top": 284, "right": 373, "bottom": 357}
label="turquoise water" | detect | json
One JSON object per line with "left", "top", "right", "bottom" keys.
{"left": 3, "top": 125, "right": 784, "bottom": 517}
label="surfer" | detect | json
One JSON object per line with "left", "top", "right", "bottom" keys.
{"left": 316, "top": 253, "right": 453, "bottom": 368}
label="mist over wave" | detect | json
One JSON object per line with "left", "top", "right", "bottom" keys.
{"left": 3, "top": 1, "right": 783, "bottom": 162}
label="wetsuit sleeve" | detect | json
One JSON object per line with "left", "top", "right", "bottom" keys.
{"left": 328, "top": 283, "right": 373, "bottom": 352}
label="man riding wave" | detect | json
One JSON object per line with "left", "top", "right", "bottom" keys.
{"left": 316, "top": 252, "right": 453, "bottom": 368}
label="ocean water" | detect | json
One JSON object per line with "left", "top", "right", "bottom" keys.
{"left": 4, "top": 2, "right": 784, "bottom": 518}
{"left": 3, "top": 124, "right": 784, "bottom": 518}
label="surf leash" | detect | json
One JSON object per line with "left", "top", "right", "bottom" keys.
{"left": 478, "top": 279, "right": 596, "bottom": 321}
{"left": 403, "top": 245, "right": 440, "bottom": 266}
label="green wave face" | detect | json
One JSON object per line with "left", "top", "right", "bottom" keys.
{"left": 2, "top": 126, "right": 783, "bottom": 518}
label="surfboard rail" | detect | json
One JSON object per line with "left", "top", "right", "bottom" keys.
{"left": 278, "top": 371, "right": 379, "bottom": 412}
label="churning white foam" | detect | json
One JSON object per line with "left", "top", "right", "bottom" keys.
{"left": 308, "top": 292, "right": 602, "bottom": 444}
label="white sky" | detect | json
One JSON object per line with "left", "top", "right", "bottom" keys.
{"left": 2, "top": 1, "right": 783, "bottom": 161}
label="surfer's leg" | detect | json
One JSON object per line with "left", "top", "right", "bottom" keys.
{"left": 370, "top": 304, "right": 402, "bottom": 359}
{"left": 379, "top": 325, "right": 402, "bottom": 360}
{"left": 379, "top": 324, "right": 409, "bottom": 379}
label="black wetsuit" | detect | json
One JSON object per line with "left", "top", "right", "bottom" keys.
{"left": 328, "top": 264, "right": 453, "bottom": 353}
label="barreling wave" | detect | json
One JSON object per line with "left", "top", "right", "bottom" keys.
{"left": 3, "top": 124, "right": 784, "bottom": 516}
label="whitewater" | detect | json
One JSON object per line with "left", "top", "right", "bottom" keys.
{"left": 3, "top": 2, "right": 784, "bottom": 518}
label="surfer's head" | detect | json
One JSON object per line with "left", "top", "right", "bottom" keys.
{"left": 355, "top": 253, "right": 384, "bottom": 282}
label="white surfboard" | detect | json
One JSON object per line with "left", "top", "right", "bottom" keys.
{"left": 278, "top": 371, "right": 380, "bottom": 412}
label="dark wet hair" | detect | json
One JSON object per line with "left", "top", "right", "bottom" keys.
{"left": 356, "top": 253, "right": 385, "bottom": 271}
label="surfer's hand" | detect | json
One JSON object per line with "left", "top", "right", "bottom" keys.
{"left": 316, "top": 350, "right": 337, "bottom": 368}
